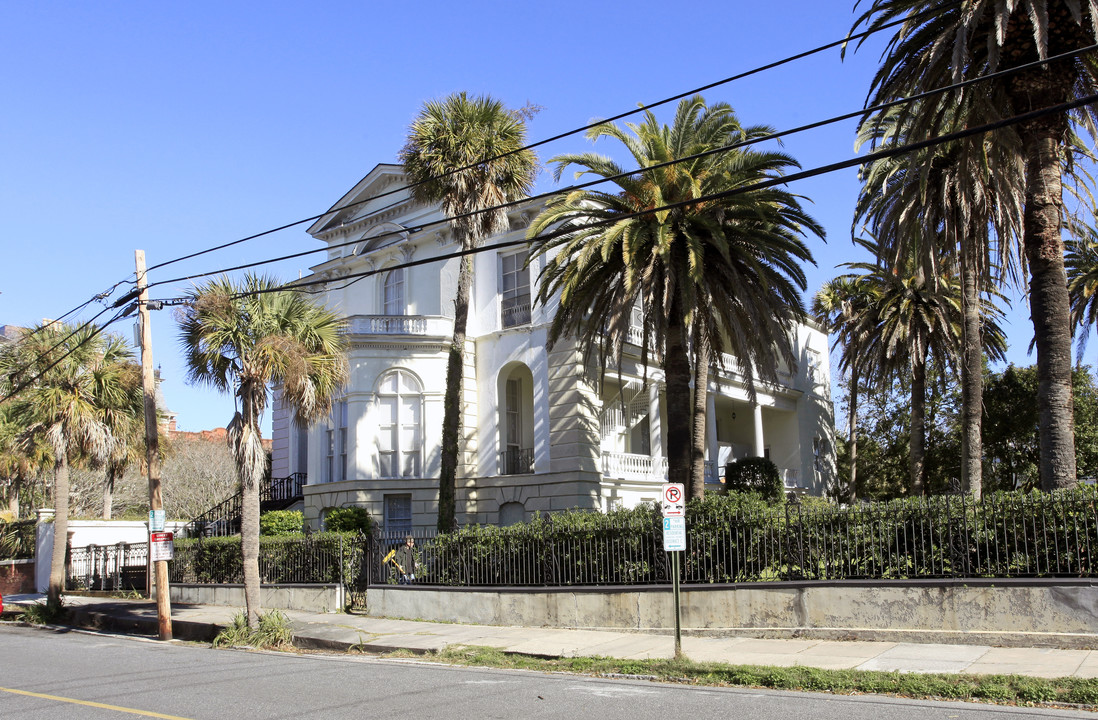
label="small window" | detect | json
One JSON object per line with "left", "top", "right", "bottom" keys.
{"left": 325, "top": 400, "right": 348, "bottom": 482}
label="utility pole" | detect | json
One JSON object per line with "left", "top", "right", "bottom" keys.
{"left": 135, "top": 250, "right": 173, "bottom": 641}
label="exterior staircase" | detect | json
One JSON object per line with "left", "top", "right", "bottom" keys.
{"left": 183, "top": 473, "right": 306, "bottom": 538}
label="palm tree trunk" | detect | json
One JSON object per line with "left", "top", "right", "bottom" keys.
{"left": 665, "top": 299, "right": 692, "bottom": 490}
{"left": 910, "top": 351, "right": 927, "bottom": 496}
{"left": 689, "top": 332, "right": 709, "bottom": 501}
{"left": 847, "top": 366, "right": 859, "bottom": 503}
{"left": 959, "top": 237, "right": 984, "bottom": 498}
{"left": 240, "top": 392, "right": 262, "bottom": 629}
{"left": 1023, "top": 124, "right": 1077, "bottom": 490}
{"left": 48, "top": 454, "right": 70, "bottom": 607}
{"left": 438, "top": 253, "right": 473, "bottom": 533}
{"left": 102, "top": 464, "right": 116, "bottom": 520}
{"left": 5, "top": 482, "right": 18, "bottom": 520}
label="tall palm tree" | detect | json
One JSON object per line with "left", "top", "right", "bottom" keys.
{"left": 528, "top": 95, "right": 821, "bottom": 499}
{"left": 842, "top": 238, "right": 966, "bottom": 495}
{"left": 812, "top": 275, "right": 883, "bottom": 501}
{"left": 99, "top": 360, "right": 143, "bottom": 519}
{"left": 851, "top": 0, "right": 1098, "bottom": 490}
{"left": 178, "top": 274, "right": 347, "bottom": 627}
{"left": 854, "top": 105, "right": 1023, "bottom": 497}
{"left": 400, "top": 93, "right": 538, "bottom": 533}
{"left": 0, "top": 323, "right": 133, "bottom": 606}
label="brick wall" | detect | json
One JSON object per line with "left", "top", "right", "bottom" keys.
{"left": 0, "top": 560, "right": 35, "bottom": 595}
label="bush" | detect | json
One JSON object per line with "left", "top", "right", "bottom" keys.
{"left": 171, "top": 532, "right": 365, "bottom": 585}
{"left": 324, "top": 506, "right": 373, "bottom": 534}
{"left": 260, "top": 510, "right": 304, "bottom": 536}
{"left": 724, "top": 458, "right": 783, "bottom": 502}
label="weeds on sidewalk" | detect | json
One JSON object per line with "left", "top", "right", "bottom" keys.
{"left": 405, "top": 645, "right": 1098, "bottom": 708}
{"left": 19, "top": 597, "right": 66, "bottom": 625}
{"left": 213, "top": 611, "right": 294, "bottom": 650}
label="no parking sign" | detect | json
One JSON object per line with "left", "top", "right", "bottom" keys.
{"left": 660, "top": 483, "right": 685, "bottom": 517}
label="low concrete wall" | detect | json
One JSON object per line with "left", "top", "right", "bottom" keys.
{"left": 0, "top": 559, "right": 35, "bottom": 595}
{"left": 170, "top": 583, "right": 344, "bottom": 613}
{"left": 366, "top": 579, "right": 1098, "bottom": 648}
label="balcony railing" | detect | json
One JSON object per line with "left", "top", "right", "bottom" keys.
{"left": 499, "top": 447, "right": 535, "bottom": 475}
{"left": 602, "top": 451, "right": 668, "bottom": 482}
{"left": 341, "top": 315, "right": 452, "bottom": 337}
{"left": 501, "top": 294, "right": 531, "bottom": 328}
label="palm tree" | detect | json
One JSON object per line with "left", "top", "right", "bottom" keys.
{"left": 178, "top": 274, "right": 347, "bottom": 627}
{"left": 528, "top": 95, "right": 821, "bottom": 499}
{"left": 0, "top": 400, "right": 51, "bottom": 520}
{"left": 399, "top": 93, "right": 538, "bottom": 533}
{"left": 0, "top": 323, "right": 134, "bottom": 606}
{"left": 841, "top": 238, "right": 967, "bottom": 495}
{"left": 99, "top": 360, "right": 143, "bottom": 519}
{"left": 854, "top": 105, "right": 1022, "bottom": 497}
{"left": 812, "top": 275, "right": 882, "bottom": 501}
{"left": 851, "top": 0, "right": 1098, "bottom": 490}
{"left": 1067, "top": 224, "right": 1098, "bottom": 364}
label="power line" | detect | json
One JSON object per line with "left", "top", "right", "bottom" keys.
{"left": 143, "top": 40, "right": 1097, "bottom": 293}
{"left": 156, "top": 91, "right": 1098, "bottom": 306}
{"left": 142, "top": 4, "right": 956, "bottom": 276}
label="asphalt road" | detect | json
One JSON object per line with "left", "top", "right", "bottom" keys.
{"left": 0, "top": 624, "right": 1090, "bottom": 720}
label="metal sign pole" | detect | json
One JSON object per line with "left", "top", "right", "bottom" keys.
{"left": 672, "top": 550, "right": 682, "bottom": 659}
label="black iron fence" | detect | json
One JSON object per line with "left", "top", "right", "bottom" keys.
{"left": 498, "top": 448, "right": 535, "bottom": 475}
{"left": 66, "top": 542, "right": 148, "bottom": 592}
{"left": 161, "top": 488, "right": 1098, "bottom": 595}
{"left": 370, "top": 489, "right": 1098, "bottom": 587}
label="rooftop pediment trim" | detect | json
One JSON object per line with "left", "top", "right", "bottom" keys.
{"left": 307, "top": 163, "right": 409, "bottom": 238}
{"left": 357, "top": 222, "right": 410, "bottom": 255}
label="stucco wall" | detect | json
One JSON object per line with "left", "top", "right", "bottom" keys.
{"left": 170, "top": 583, "right": 344, "bottom": 613}
{"left": 366, "top": 579, "right": 1098, "bottom": 648}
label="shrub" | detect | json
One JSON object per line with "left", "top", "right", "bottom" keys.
{"left": 213, "top": 610, "right": 294, "bottom": 649}
{"left": 260, "top": 510, "right": 304, "bottom": 536}
{"left": 724, "top": 458, "right": 783, "bottom": 502}
{"left": 324, "top": 506, "right": 373, "bottom": 534}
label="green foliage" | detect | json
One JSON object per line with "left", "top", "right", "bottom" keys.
{"left": 19, "top": 596, "right": 66, "bottom": 625}
{"left": 324, "top": 506, "right": 373, "bottom": 534}
{"left": 0, "top": 520, "right": 35, "bottom": 559}
{"left": 723, "top": 458, "right": 783, "bottom": 502}
{"left": 983, "top": 364, "right": 1098, "bottom": 492}
{"left": 259, "top": 510, "right": 304, "bottom": 536}
{"left": 213, "top": 610, "right": 294, "bottom": 649}
{"left": 171, "top": 532, "right": 363, "bottom": 585}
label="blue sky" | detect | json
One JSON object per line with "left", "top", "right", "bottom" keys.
{"left": 0, "top": 1, "right": 1041, "bottom": 434}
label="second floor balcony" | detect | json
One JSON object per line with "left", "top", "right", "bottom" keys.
{"left": 341, "top": 315, "right": 453, "bottom": 338}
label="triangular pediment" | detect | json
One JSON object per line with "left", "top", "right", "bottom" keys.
{"left": 307, "top": 163, "right": 410, "bottom": 238}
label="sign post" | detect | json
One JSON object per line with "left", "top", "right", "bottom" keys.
{"left": 661, "top": 484, "right": 686, "bottom": 659}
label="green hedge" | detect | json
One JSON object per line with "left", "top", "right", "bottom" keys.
{"left": 260, "top": 510, "right": 304, "bottom": 536}
{"left": 170, "top": 531, "right": 368, "bottom": 585}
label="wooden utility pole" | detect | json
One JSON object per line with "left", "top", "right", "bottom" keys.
{"left": 135, "top": 250, "right": 173, "bottom": 641}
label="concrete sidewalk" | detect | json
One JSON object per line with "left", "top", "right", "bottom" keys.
{"left": 5, "top": 593, "right": 1098, "bottom": 679}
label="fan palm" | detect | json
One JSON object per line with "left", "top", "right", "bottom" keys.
{"left": 851, "top": 0, "right": 1098, "bottom": 490}
{"left": 400, "top": 92, "right": 538, "bottom": 532}
{"left": 178, "top": 274, "right": 347, "bottom": 627}
{"left": 0, "top": 323, "right": 135, "bottom": 605}
{"left": 529, "top": 95, "right": 820, "bottom": 498}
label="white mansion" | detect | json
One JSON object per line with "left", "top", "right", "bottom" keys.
{"left": 270, "top": 164, "right": 835, "bottom": 535}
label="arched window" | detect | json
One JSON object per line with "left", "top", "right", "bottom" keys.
{"left": 382, "top": 268, "right": 405, "bottom": 316}
{"left": 377, "top": 370, "right": 422, "bottom": 479}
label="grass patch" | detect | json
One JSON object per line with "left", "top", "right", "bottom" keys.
{"left": 408, "top": 645, "right": 1098, "bottom": 709}
{"left": 213, "top": 611, "right": 294, "bottom": 650}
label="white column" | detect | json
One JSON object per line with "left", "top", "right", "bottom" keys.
{"left": 648, "top": 382, "right": 663, "bottom": 458}
{"left": 753, "top": 402, "right": 765, "bottom": 457}
{"left": 706, "top": 392, "right": 719, "bottom": 477}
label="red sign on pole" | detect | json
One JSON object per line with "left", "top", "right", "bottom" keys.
{"left": 150, "top": 531, "right": 174, "bottom": 562}
{"left": 661, "top": 483, "right": 685, "bottom": 517}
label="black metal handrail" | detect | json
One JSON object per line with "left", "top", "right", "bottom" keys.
{"left": 184, "top": 473, "right": 306, "bottom": 538}
{"left": 499, "top": 447, "right": 534, "bottom": 475}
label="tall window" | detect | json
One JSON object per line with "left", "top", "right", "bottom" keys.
{"left": 384, "top": 494, "right": 412, "bottom": 539}
{"left": 325, "top": 400, "right": 348, "bottom": 482}
{"left": 500, "top": 251, "right": 531, "bottom": 327}
{"left": 377, "top": 370, "right": 422, "bottom": 478}
{"left": 383, "top": 268, "right": 405, "bottom": 316}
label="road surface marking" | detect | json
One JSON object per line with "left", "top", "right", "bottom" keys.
{"left": 0, "top": 686, "right": 194, "bottom": 719}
